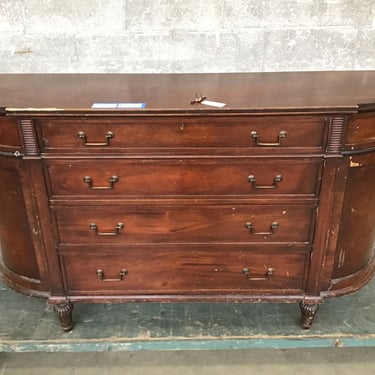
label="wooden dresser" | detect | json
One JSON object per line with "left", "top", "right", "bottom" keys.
{"left": 0, "top": 72, "right": 374, "bottom": 332}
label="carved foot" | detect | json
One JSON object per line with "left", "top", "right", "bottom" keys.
{"left": 54, "top": 302, "right": 74, "bottom": 332}
{"left": 299, "top": 302, "right": 319, "bottom": 329}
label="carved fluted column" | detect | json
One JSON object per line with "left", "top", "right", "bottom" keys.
{"left": 54, "top": 302, "right": 74, "bottom": 332}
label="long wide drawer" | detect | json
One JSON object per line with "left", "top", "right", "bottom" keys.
{"left": 61, "top": 248, "right": 309, "bottom": 295}
{"left": 54, "top": 204, "right": 316, "bottom": 244}
{"left": 46, "top": 158, "right": 322, "bottom": 198}
{"left": 38, "top": 115, "right": 327, "bottom": 154}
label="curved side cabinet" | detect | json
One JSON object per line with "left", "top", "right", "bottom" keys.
{"left": 0, "top": 118, "right": 48, "bottom": 296}
{"left": 330, "top": 111, "right": 375, "bottom": 294}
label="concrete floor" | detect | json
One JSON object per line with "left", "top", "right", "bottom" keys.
{"left": 1, "top": 277, "right": 374, "bottom": 373}
{"left": 2, "top": 277, "right": 375, "bottom": 351}
{"left": 1, "top": 348, "right": 375, "bottom": 374}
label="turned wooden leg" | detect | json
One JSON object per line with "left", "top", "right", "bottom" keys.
{"left": 299, "top": 302, "right": 319, "bottom": 329}
{"left": 54, "top": 302, "right": 74, "bottom": 332}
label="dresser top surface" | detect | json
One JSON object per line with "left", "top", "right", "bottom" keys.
{"left": 0, "top": 71, "right": 374, "bottom": 114}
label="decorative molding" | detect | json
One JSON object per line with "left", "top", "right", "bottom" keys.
{"left": 358, "top": 103, "right": 375, "bottom": 113}
{"left": 299, "top": 302, "right": 319, "bottom": 315}
{"left": 0, "top": 150, "right": 24, "bottom": 158}
{"left": 327, "top": 116, "right": 345, "bottom": 155}
{"left": 342, "top": 146, "right": 375, "bottom": 156}
{"left": 18, "top": 119, "right": 39, "bottom": 156}
{"left": 54, "top": 302, "right": 73, "bottom": 317}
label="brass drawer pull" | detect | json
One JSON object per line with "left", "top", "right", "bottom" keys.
{"left": 77, "top": 131, "right": 114, "bottom": 147}
{"left": 251, "top": 130, "right": 287, "bottom": 146}
{"left": 96, "top": 268, "right": 128, "bottom": 282}
{"left": 248, "top": 174, "right": 282, "bottom": 189}
{"left": 245, "top": 221, "right": 279, "bottom": 236}
{"left": 83, "top": 175, "right": 119, "bottom": 190}
{"left": 242, "top": 267, "right": 273, "bottom": 281}
{"left": 90, "top": 222, "right": 124, "bottom": 236}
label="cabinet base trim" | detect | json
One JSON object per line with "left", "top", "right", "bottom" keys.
{"left": 323, "top": 255, "right": 375, "bottom": 298}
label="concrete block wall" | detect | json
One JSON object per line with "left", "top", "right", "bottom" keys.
{"left": 0, "top": 0, "right": 374, "bottom": 73}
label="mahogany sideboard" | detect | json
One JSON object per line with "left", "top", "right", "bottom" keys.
{"left": 0, "top": 72, "right": 374, "bottom": 332}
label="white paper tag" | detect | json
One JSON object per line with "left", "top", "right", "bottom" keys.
{"left": 117, "top": 103, "right": 146, "bottom": 109}
{"left": 92, "top": 103, "right": 118, "bottom": 109}
{"left": 201, "top": 100, "right": 226, "bottom": 108}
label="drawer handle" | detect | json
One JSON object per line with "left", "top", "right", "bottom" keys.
{"left": 251, "top": 130, "right": 287, "bottom": 147}
{"left": 245, "top": 221, "right": 279, "bottom": 236}
{"left": 90, "top": 222, "right": 124, "bottom": 236}
{"left": 83, "top": 175, "right": 119, "bottom": 190}
{"left": 77, "top": 131, "right": 114, "bottom": 147}
{"left": 96, "top": 269, "right": 128, "bottom": 282}
{"left": 248, "top": 174, "right": 282, "bottom": 189}
{"left": 242, "top": 267, "right": 273, "bottom": 281}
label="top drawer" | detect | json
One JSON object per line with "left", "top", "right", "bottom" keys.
{"left": 344, "top": 112, "right": 375, "bottom": 151}
{"left": 37, "top": 115, "right": 328, "bottom": 155}
{"left": 0, "top": 117, "right": 21, "bottom": 154}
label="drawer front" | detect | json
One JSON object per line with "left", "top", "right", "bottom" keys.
{"left": 344, "top": 113, "right": 375, "bottom": 150}
{"left": 61, "top": 249, "right": 308, "bottom": 295}
{"left": 38, "top": 115, "right": 327, "bottom": 152}
{"left": 0, "top": 118, "right": 21, "bottom": 153}
{"left": 54, "top": 204, "right": 315, "bottom": 244}
{"left": 47, "top": 158, "right": 322, "bottom": 198}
